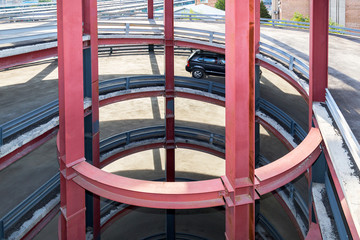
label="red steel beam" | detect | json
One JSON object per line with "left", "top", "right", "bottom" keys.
{"left": 57, "top": 0, "right": 86, "bottom": 238}
{"left": 72, "top": 161, "right": 225, "bottom": 209}
{"left": 255, "top": 128, "right": 322, "bottom": 195}
{"left": 83, "top": 0, "right": 101, "bottom": 237}
{"left": 224, "top": 0, "right": 256, "bottom": 238}
{"left": 164, "top": 0, "right": 175, "bottom": 182}
{"left": 148, "top": 0, "right": 154, "bottom": 19}
{"left": 258, "top": 60, "right": 309, "bottom": 102}
{"left": 0, "top": 47, "right": 57, "bottom": 70}
{"left": 309, "top": 0, "right": 329, "bottom": 127}
{"left": 0, "top": 128, "right": 58, "bottom": 171}
{"left": 255, "top": 0, "right": 260, "bottom": 54}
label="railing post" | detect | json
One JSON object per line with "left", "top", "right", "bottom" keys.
{"left": 208, "top": 81, "right": 213, "bottom": 93}
{"left": 125, "top": 23, "right": 130, "bottom": 35}
{"left": 126, "top": 132, "right": 130, "bottom": 145}
{"left": 0, "top": 220, "right": 4, "bottom": 240}
{"left": 290, "top": 121, "right": 295, "bottom": 136}
{"left": 289, "top": 56, "right": 294, "bottom": 71}
{"left": 0, "top": 126, "right": 3, "bottom": 146}
{"left": 125, "top": 77, "right": 130, "bottom": 90}
{"left": 209, "top": 32, "right": 214, "bottom": 43}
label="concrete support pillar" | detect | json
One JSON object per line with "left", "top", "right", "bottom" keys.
{"left": 82, "top": 0, "right": 100, "bottom": 237}
{"left": 57, "top": 0, "right": 86, "bottom": 238}
{"left": 225, "top": 0, "right": 256, "bottom": 239}
{"left": 309, "top": 0, "right": 329, "bottom": 127}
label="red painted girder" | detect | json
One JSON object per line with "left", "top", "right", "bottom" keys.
{"left": 322, "top": 144, "right": 360, "bottom": 239}
{"left": 255, "top": 127, "right": 322, "bottom": 195}
{"left": 0, "top": 47, "right": 57, "bottom": 70}
{"left": 22, "top": 204, "right": 60, "bottom": 240}
{"left": 148, "top": 0, "right": 153, "bottom": 19}
{"left": 99, "top": 142, "right": 164, "bottom": 168}
{"left": 256, "top": 116, "right": 295, "bottom": 151}
{"left": 0, "top": 128, "right": 58, "bottom": 171}
{"left": 258, "top": 60, "right": 309, "bottom": 103}
{"left": 72, "top": 161, "right": 225, "bottom": 209}
{"left": 174, "top": 40, "right": 225, "bottom": 54}
{"left": 98, "top": 38, "right": 163, "bottom": 46}
{"left": 272, "top": 191, "right": 304, "bottom": 239}
{"left": 305, "top": 223, "right": 322, "bottom": 240}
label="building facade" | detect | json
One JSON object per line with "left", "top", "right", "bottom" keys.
{"left": 279, "top": 0, "right": 360, "bottom": 28}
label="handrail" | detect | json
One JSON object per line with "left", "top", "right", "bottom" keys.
{"left": 259, "top": 98, "right": 307, "bottom": 142}
{"left": 0, "top": 99, "right": 309, "bottom": 238}
{"left": 0, "top": 173, "right": 59, "bottom": 239}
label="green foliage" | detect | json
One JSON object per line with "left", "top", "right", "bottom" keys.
{"left": 260, "top": 1, "right": 271, "bottom": 18}
{"left": 215, "top": 0, "right": 225, "bottom": 11}
{"left": 291, "top": 12, "right": 309, "bottom": 23}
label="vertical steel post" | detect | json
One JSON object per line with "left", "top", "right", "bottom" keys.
{"left": 57, "top": 0, "right": 86, "bottom": 238}
{"left": 255, "top": 0, "right": 260, "bottom": 55}
{"left": 309, "top": 0, "right": 329, "bottom": 128}
{"left": 164, "top": 0, "right": 176, "bottom": 239}
{"left": 225, "top": 0, "right": 256, "bottom": 239}
{"left": 148, "top": 0, "right": 154, "bottom": 19}
{"left": 83, "top": 0, "right": 100, "bottom": 238}
{"left": 164, "top": 0, "right": 175, "bottom": 183}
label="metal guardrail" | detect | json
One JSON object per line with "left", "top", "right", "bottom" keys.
{"left": 259, "top": 98, "right": 307, "bottom": 142}
{"left": 0, "top": 100, "right": 58, "bottom": 146}
{"left": 0, "top": 95, "right": 307, "bottom": 239}
{"left": 260, "top": 18, "right": 360, "bottom": 37}
{"left": 259, "top": 42, "right": 309, "bottom": 79}
{"left": 0, "top": 173, "right": 59, "bottom": 239}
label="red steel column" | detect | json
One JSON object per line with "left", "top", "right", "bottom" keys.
{"left": 255, "top": 0, "right": 260, "bottom": 54}
{"left": 225, "top": 0, "right": 256, "bottom": 239}
{"left": 57, "top": 0, "right": 86, "bottom": 238}
{"left": 83, "top": 0, "right": 100, "bottom": 238}
{"left": 164, "top": 0, "right": 175, "bottom": 182}
{"left": 148, "top": 0, "right": 154, "bottom": 19}
{"left": 309, "top": 0, "right": 329, "bottom": 127}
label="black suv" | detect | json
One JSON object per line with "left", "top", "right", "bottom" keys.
{"left": 185, "top": 50, "right": 225, "bottom": 79}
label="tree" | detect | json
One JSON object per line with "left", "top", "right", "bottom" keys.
{"left": 216, "top": 0, "right": 271, "bottom": 18}
{"left": 260, "top": 1, "right": 271, "bottom": 19}
{"left": 215, "top": 0, "right": 225, "bottom": 11}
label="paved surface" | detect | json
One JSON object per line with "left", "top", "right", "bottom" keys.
{"left": 2, "top": 21, "right": 357, "bottom": 238}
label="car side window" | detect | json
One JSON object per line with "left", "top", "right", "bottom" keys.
{"left": 197, "top": 57, "right": 204, "bottom": 62}
{"left": 203, "top": 57, "right": 216, "bottom": 63}
{"left": 218, "top": 58, "right": 225, "bottom": 65}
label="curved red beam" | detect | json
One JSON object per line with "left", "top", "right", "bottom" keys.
{"left": 255, "top": 127, "right": 322, "bottom": 195}
{"left": 258, "top": 60, "right": 309, "bottom": 102}
{"left": 72, "top": 161, "right": 226, "bottom": 209}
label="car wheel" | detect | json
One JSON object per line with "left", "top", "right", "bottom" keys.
{"left": 192, "top": 69, "right": 205, "bottom": 79}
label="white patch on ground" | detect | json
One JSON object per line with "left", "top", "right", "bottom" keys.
{"left": 175, "top": 137, "right": 225, "bottom": 153}
{"left": 277, "top": 188, "right": 307, "bottom": 236}
{"left": 175, "top": 87, "right": 225, "bottom": 102}
{"left": 256, "top": 53, "right": 309, "bottom": 95}
{"left": 100, "top": 204, "right": 128, "bottom": 226}
{"left": 8, "top": 194, "right": 60, "bottom": 240}
{"left": 84, "top": 97, "right": 92, "bottom": 109}
{"left": 256, "top": 110, "right": 297, "bottom": 148}
{"left": 100, "top": 138, "right": 165, "bottom": 162}
{"left": 86, "top": 231, "right": 93, "bottom": 240}
{"left": 312, "top": 183, "right": 337, "bottom": 240}
{"left": 0, "top": 117, "right": 59, "bottom": 157}
{"left": 313, "top": 102, "right": 360, "bottom": 233}
{"left": 99, "top": 87, "right": 165, "bottom": 101}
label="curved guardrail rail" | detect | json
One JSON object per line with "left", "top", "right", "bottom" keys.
{"left": 0, "top": 173, "right": 59, "bottom": 239}
{"left": 0, "top": 96, "right": 308, "bottom": 239}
